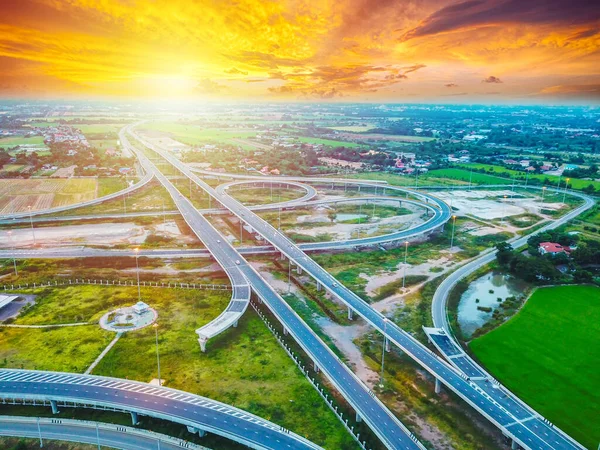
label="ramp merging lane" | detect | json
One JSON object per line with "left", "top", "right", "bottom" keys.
{"left": 131, "top": 127, "right": 587, "bottom": 450}
{"left": 0, "top": 369, "right": 320, "bottom": 450}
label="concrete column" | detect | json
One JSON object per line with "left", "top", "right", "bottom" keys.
{"left": 233, "top": 320, "right": 238, "bottom": 328}
{"left": 356, "top": 412, "right": 362, "bottom": 423}
{"left": 187, "top": 426, "right": 198, "bottom": 434}
{"left": 283, "top": 327, "right": 289, "bottom": 336}
{"left": 435, "top": 378, "right": 442, "bottom": 394}
{"left": 348, "top": 307, "right": 354, "bottom": 320}
{"left": 385, "top": 337, "right": 390, "bottom": 353}
{"left": 511, "top": 439, "right": 519, "bottom": 450}
{"left": 198, "top": 429, "right": 206, "bottom": 438}
{"left": 314, "top": 361, "right": 319, "bottom": 373}
{"left": 50, "top": 400, "right": 59, "bottom": 414}
{"left": 280, "top": 253, "right": 286, "bottom": 261}
{"left": 130, "top": 412, "right": 139, "bottom": 425}
{"left": 199, "top": 339, "right": 207, "bottom": 353}
{"left": 316, "top": 282, "right": 322, "bottom": 291}
{"left": 296, "top": 266, "right": 302, "bottom": 275}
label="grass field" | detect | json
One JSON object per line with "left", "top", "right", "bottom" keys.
{"left": 297, "top": 136, "right": 362, "bottom": 148}
{"left": 139, "top": 122, "right": 257, "bottom": 147}
{"left": 428, "top": 168, "right": 514, "bottom": 185}
{"left": 0, "top": 285, "right": 353, "bottom": 448}
{"left": 0, "top": 136, "right": 46, "bottom": 147}
{"left": 459, "top": 163, "right": 600, "bottom": 191}
{"left": 470, "top": 285, "right": 600, "bottom": 449}
{"left": 325, "top": 126, "right": 375, "bottom": 132}
{"left": 0, "top": 178, "right": 98, "bottom": 213}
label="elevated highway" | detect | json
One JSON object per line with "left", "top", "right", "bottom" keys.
{"left": 131, "top": 126, "right": 586, "bottom": 450}
{"left": 0, "top": 369, "right": 321, "bottom": 450}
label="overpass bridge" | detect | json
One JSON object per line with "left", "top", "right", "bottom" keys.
{"left": 130, "top": 125, "right": 586, "bottom": 450}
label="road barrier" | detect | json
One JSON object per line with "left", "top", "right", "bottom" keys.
{"left": 2, "top": 278, "right": 231, "bottom": 291}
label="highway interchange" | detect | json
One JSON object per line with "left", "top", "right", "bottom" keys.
{"left": 0, "top": 123, "right": 593, "bottom": 450}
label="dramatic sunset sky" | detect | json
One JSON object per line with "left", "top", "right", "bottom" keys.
{"left": 1, "top": 0, "right": 599, "bottom": 102}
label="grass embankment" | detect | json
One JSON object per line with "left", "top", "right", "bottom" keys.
{"left": 0, "top": 285, "right": 354, "bottom": 449}
{"left": 470, "top": 285, "right": 600, "bottom": 449}
{"left": 0, "top": 438, "right": 96, "bottom": 449}
{"left": 97, "top": 177, "right": 128, "bottom": 197}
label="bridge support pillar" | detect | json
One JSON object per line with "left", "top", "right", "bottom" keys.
{"left": 348, "top": 307, "right": 353, "bottom": 321}
{"left": 356, "top": 412, "right": 362, "bottom": 423}
{"left": 130, "top": 412, "right": 139, "bottom": 425}
{"left": 313, "top": 361, "right": 319, "bottom": 373}
{"left": 297, "top": 266, "right": 302, "bottom": 275}
{"left": 283, "top": 327, "right": 288, "bottom": 336}
{"left": 385, "top": 337, "right": 390, "bottom": 353}
{"left": 199, "top": 339, "right": 207, "bottom": 353}
{"left": 316, "top": 281, "right": 322, "bottom": 292}
{"left": 511, "top": 439, "right": 519, "bottom": 450}
{"left": 50, "top": 400, "right": 59, "bottom": 415}
{"left": 233, "top": 320, "right": 238, "bottom": 328}
{"left": 280, "top": 253, "right": 286, "bottom": 261}
{"left": 187, "top": 426, "right": 204, "bottom": 435}
{"left": 435, "top": 378, "right": 442, "bottom": 395}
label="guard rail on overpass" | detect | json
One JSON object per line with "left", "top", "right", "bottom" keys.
{"left": 0, "top": 369, "right": 321, "bottom": 450}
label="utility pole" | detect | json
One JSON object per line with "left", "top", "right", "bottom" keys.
{"left": 240, "top": 220, "right": 243, "bottom": 244}
{"left": 379, "top": 318, "right": 388, "bottom": 388}
{"left": 28, "top": 205, "right": 36, "bottom": 245}
{"left": 153, "top": 322, "right": 161, "bottom": 386}
{"left": 541, "top": 186, "right": 547, "bottom": 204}
{"left": 562, "top": 178, "right": 569, "bottom": 203}
{"left": 288, "top": 260, "right": 291, "bottom": 293}
{"left": 278, "top": 207, "right": 281, "bottom": 230}
{"left": 37, "top": 417, "right": 43, "bottom": 448}
{"left": 134, "top": 248, "right": 141, "bottom": 302}
{"left": 450, "top": 215, "right": 457, "bottom": 251}
{"left": 7, "top": 230, "right": 17, "bottom": 276}
{"left": 500, "top": 196, "right": 507, "bottom": 225}
{"left": 96, "top": 422, "right": 101, "bottom": 450}
{"left": 402, "top": 241, "right": 408, "bottom": 290}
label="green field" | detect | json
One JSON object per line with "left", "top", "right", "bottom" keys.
{"left": 470, "top": 285, "right": 600, "bottom": 449}
{"left": 0, "top": 285, "right": 353, "bottom": 448}
{"left": 297, "top": 137, "right": 361, "bottom": 148}
{"left": 459, "top": 163, "right": 600, "bottom": 191}
{"left": 428, "top": 168, "right": 514, "bottom": 185}
{"left": 0, "top": 136, "right": 46, "bottom": 147}
{"left": 139, "top": 122, "right": 258, "bottom": 147}
{"left": 325, "top": 126, "right": 375, "bottom": 132}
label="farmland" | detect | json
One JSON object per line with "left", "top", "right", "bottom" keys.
{"left": 470, "top": 285, "right": 600, "bottom": 449}
{"left": 0, "top": 177, "right": 127, "bottom": 214}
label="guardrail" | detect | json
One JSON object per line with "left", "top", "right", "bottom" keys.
{"left": 1, "top": 278, "right": 232, "bottom": 291}
{"left": 0, "top": 415, "right": 209, "bottom": 449}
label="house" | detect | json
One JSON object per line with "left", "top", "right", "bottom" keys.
{"left": 539, "top": 242, "right": 572, "bottom": 256}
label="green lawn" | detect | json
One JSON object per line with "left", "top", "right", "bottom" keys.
{"left": 0, "top": 136, "right": 46, "bottom": 147}
{"left": 470, "top": 285, "right": 600, "bottom": 449}
{"left": 0, "top": 285, "right": 354, "bottom": 448}
{"left": 459, "top": 163, "right": 600, "bottom": 191}
{"left": 428, "top": 168, "right": 514, "bottom": 185}
{"left": 139, "top": 122, "right": 257, "bottom": 147}
{"left": 297, "top": 137, "right": 361, "bottom": 148}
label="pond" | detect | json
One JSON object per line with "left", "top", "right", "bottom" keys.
{"left": 458, "top": 272, "right": 530, "bottom": 337}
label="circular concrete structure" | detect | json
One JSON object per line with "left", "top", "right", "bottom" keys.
{"left": 100, "top": 304, "right": 158, "bottom": 333}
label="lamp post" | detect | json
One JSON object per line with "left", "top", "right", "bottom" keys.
{"left": 562, "top": 178, "right": 569, "bottom": 203}
{"left": 541, "top": 186, "right": 547, "bottom": 204}
{"left": 153, "top": 322, "right": 161, "bottom": 386}
{"left": 450, "top": 215, "right": 457, "bottom": 251}
{"left": 7, "top": 230, "right": 17, "bottom": 276}
{"left": 379, "top": 318, "right": 388, "bottom": 388}
{"left": 27, "top": 205, "right": 36, "bottom": 245}
{"left": 134, "top": 248, "right": 141, "bottom": 302}
{"left": 500, "top": 195, "right": 507, "bottom": 225}
{"left": 402, "top": 241, "right": 408, "bottom": 290}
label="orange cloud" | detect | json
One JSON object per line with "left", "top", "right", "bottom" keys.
{"left": 0, "top": 0, "right": 597, "bottom": 102}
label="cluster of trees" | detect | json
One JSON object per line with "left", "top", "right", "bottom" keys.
{"left": 495, "top": 231, "right": 600, "bottom": 284}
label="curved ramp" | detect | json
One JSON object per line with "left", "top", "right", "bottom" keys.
{"left": 0, "top": 369, "right": 322, "bottom": 450}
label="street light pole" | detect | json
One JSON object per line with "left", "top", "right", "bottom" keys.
{"left": 402, "top": 241, "right": 408, "bottom": 290}
{"left": 7, "top": 230, "right": 17, "bottom": 276}
{"left": 562, "top": 178, "right": 569, "bottom": 203}
{"left": 278, "top": 207, "right": 281, "bottom": 230}
{"left": 379, "top": 318, "right": 388, "bottom": 388}
{"left": 153, "top": 322, "right": 161, "bottom": 386}
{"left": 134, "top": 248, "right": 141, "bottom": 302}
{"left": 541, "top": 186, "right": 547, "bottom": 204}
{"left": 500, "top": 195, "right": 507, "bottom": 225}
{"left": 288, "top": 260, "right": 291, "bottom": 293}
{"left": 450, "top": 215, "right": 457, "bottom": 251}
{"left": 28, "top": 205, "right": 36, "bottom": 245}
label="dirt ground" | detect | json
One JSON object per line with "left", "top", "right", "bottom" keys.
{"left": 0, "top": 220, "right": 195, "bottom": 248}
{"left": 435, "top": 189, "right": 562, "bottom": 220}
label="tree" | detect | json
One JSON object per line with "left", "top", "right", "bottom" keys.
{"left": 495, "top": 241, "right": 514, "bottom": 266}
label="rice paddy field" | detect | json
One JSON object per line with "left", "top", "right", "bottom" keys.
{"left": 470, "top": 285, "right": 600, "bottom": 449}
{"left": 0, "top": 178, "right": 123, "bottom": 214}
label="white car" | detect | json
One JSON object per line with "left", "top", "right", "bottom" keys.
{"left": 235, "top": 260, "right": 241, "bottom": 265}
{"left": 217, "top": 239, "right": 221, "bottom": 243}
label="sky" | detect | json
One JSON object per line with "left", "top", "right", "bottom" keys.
{"left": 0, "top": 0, "right": 599, "bottom": 103}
